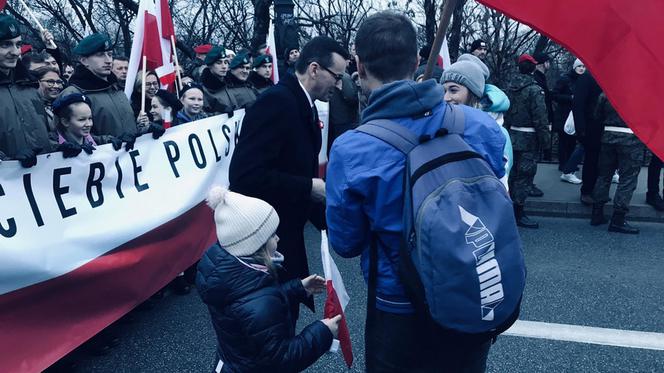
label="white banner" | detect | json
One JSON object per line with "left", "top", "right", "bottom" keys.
{"left": 0, "top": 112, "right": 243, "bottom": 296}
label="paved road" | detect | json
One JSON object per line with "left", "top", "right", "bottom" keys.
{"left": 71, "top": 217, "right": 664, "bottom": 372}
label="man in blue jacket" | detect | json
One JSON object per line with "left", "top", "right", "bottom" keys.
{"left": 326, "top": 11, "right": 506, "bottom": 372}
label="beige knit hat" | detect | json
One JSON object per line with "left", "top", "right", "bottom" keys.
{"left": 206, "top": 186, "right": 280, "bottom": 257}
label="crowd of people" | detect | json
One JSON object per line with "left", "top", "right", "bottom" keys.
{"left": 0, "top": 8, "right": 661, "bottom": 372}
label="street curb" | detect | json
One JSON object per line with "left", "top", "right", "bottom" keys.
{"left": 525, "top": 199, "right": 664, "bottom": 223}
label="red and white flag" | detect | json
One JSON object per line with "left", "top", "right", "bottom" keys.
{"left": 155, "top": 0, "right": 177, "bottom": 91}
{"left": 125, "top": 0, "right": 167, "bottom": 99}
{"left": 266, "top": 21, "right": 280, "bottom": 84}
{"left": 321, "top": 230, "right": 353, "bottom": 368}
{"left": 477, "top": 0, "right": 664, "bottom": 160}
{"left": 437, "top": 37, "right": 451, "bottom": 68}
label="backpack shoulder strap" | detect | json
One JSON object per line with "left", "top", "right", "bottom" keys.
{"left": 441, "top": 103, "right": 466, "bottom": 135}
{"left": 356, "top": 119, "right": 418, "bottom": 154}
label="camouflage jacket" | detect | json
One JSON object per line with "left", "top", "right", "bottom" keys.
{"left": 504, "top": 73, "right": 550, "bottom": 151}
{"left": 595, "top": 93, "right": 642, "bottom": 146}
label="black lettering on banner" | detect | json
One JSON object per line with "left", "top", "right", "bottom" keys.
{"left": 129, "top": 150, "right": 149, "bottom": 192}
{"left": 0, "top": 183, "right": 17, "bottom": 238}
{"left": 207, "top": 129, "right": 222, "bottom": 162}
{"left": 53, "top": 167, "right": 77, "bottom": 218}
{"left": 163, "top": 141, "right": 181, "bottom": 177}
{"left": 188, "top": 134, "right": 207, "bottom": 169}
{"left": 115, "top": 158, "right": 125, "bottom": 199}
{"left": 23, "top": 173, "right": 44, "bottom": 227}
{"left": 234, "top": 121, "right": 240, "bottom": 146}
{"left": 86, "top": 162, "right": 105, "bottom": 208}
{"left": 222, "top": 124, "right": 231, "bottom": 156}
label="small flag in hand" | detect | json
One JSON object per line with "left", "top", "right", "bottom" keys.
{"left": 321, "top": 230, "right": 353, "bottom": 368}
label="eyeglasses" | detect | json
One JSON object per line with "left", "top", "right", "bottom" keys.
{"left": 320, "top": 65, "right": 343, "bottom": 82}
{"left": 40, "top": 79, "right": 64, "bottom": 87}
{"left": 145, "top": 82, "right": 160, "bottom": 88}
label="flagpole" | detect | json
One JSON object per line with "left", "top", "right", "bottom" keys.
{"left": 170, "top": 36, "right": 183, "bottom": 91}
{"left": 423, "top": 0, "right": 459, "bottom": 81}
{"left": 18, "top": 0, "right": 57, "bottom": 49}
{"left": 141, "top": 56, "right": 147, "bottom": 114}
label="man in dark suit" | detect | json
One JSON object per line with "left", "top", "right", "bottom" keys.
{"left": 229, "top": 36, "right": 349, "bottom": 315}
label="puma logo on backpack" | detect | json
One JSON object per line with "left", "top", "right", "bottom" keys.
{"left": 357, "top": 103, "right": 526, "bottom": 341}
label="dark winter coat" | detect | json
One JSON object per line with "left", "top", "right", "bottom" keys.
{"left": 61, "top": 66, "right": 137, "bottom": 137}
{"left": 0, "top": 63, "right": 53, "bottom": 159}
{"left": 196, "top": 243, "right": 332, "bottom": 373}
{"left": 201, "top": 68, "right": 236, "bottom": 114}
{"left": 225, "top": 72, "right": 258, "bottom": 109}
{"left": 248, "top": 71, "right": 274, "bottom": 95}
{"left": 572, "top": 72, "right": 603, "bottom": 140}
{"left": 229, "top": 73, "right": 325, "bottom": 287}
{"left": 551, "top": 70, "right": 580, "bottom": 132}
{"left": 328, "top": 73, "right": 359, "bottom": 150}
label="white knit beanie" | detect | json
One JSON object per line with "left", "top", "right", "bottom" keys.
{"left": 206, "top": 186, "right": 280, "bottom": 257}
{"left": 573, "top": 58, "right": 584, "bottom": 69}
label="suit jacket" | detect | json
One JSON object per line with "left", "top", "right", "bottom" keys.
{"left": 229, "top": 73, "right": 324, "bottom": 284}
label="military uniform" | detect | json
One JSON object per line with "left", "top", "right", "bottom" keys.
{"left": 505, "top": 73, "right": 550, "bottom": 225}
{"left": 61, "top": 33, "right": 137, "bottom": 137}
{"left": 201, "top": 68, "right": 236, "bottom": 114}
{"left": 0, "top": 15, "right": 53, "bottom": 162}
{"left": 248, "top": 71, "right": 273, "bottom": 95}
{"left": 590, "top": 93, "right": 643, "bottom": 233}
{"left": 225, "top": 72, "right": 258, "bottom": 109}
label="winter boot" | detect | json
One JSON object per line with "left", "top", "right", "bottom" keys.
{"left": 590, "top": 204, "right": 608, "bottom": 225}
{"left": 608, "top": 212, "right": 640, "bottom": 234}
{"left": 514, "top": 204, "right": 539, "bottom": 229}
{"left": 645, "top": 192, "right": 664, "bottom": 211}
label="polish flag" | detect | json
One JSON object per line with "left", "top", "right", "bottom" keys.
{"left": 155, "top": 0, "right": 177, "bottom": 87}
{"left": 437, "top": 37, "right": 451, "bottom": 68}
{"left": 125, "top": 0, "right": 165, "bottom": 99}
{"left": 321, "top": 230, "right": 353, "bottom": 368}
{"left": 266, "top": 21, "right": 280, "bottom": 84}
{"left": 477, "top": 0, "right": 664, "bottom": 160}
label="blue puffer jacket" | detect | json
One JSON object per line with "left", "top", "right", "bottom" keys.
{"left": 326, "top": 79, "right": 506, "bottom": 314}
{"left": 196, "top": 243, "right": 332, "bottom": 372}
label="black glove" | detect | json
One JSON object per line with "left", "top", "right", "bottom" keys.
{"left": 111, "top": 133, "right": 137, "bottom": 151}
{"left": 147, "top": 123, "right": 166, "bottom": 139}
{"left": 14, "top": 147, "right": 41, "bottom": 168}
{"left": 56, "top": 142, "right": 83, "bottom": 158}
{"left": 81, "top": 142, "right": 96, "bottom": 155}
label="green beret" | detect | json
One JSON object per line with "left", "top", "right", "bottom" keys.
{"left": 204, "top": 46, "right": 227, "bottom": 65}
{"left": 0, "top": 15, "right": 21, "bottom": 41}
{"left": 252, "top": 54, "right": 273, "bottom": 68}
{"left": 230, "top": 52, "right": 251, "bottom": 69}
{"left": 74, "top": 33, "right": 113, "bottom": 57}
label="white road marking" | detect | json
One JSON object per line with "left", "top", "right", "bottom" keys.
{"left": 503, "top": 320, "right": 664, "bottom": 351}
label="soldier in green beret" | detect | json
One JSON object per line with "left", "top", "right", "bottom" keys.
{"left": 248, "top": 54, "right": 275, "bottom": 94}
{"left": 225, "top": 52, "right": 258, "bottom": 109}
{"left": 0, "top": 14, "right": 54, "bottom": 167}
{"left": 200, "top": 45, "right": 236, "bottom": 114}
{"left": 60, "top": 33, "right": 139, "bottom": 138}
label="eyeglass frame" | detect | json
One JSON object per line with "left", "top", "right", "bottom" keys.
{"left": 318, "top": 64, "right": 344, "bottom": 82}
{"left": 39, "top": 79, "right": 65, "bottom": 87}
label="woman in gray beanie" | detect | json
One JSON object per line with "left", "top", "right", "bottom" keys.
{"left": 441, "top": 55, "right": 513, "bottom": 189}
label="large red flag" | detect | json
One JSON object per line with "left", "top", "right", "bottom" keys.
{"left": 158, "top": 0, "right": 175, "bottom": 40}
{"left": 477, "top": 0, "right": 664, "bottom": 160}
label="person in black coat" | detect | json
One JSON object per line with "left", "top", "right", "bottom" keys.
{"left": 197, "top": 186, "right": 340, "bottom": 372}
{"left": 572, "top": 71, "right": 604, "bottom": 204}
{"left": 229, "top": 37, "right": 349, "bottom": 317}
{"left": 552, "top": 58, "right": 586, "bottom": 181}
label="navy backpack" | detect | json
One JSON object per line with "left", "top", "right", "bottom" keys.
{"left": 357, "top": 103, "right": 526, "bottom": 341}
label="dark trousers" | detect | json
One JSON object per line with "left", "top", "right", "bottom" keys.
{"left": 365, "top": 309, "right": 491, "bottom": 373}
{"left": 558, "top": 131, "right": 578, "bottom": 171}
{"left": 592, "top": 142, "right": 643, "bottom": 213}
{"left": 561, "top": 143, "right": 585, "bottom": 174}
{"left": 580, "top": 136, "right": 602, "bottom": 196}
{"left": 647, "top": 154, "right": 663, "bottom": 195}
